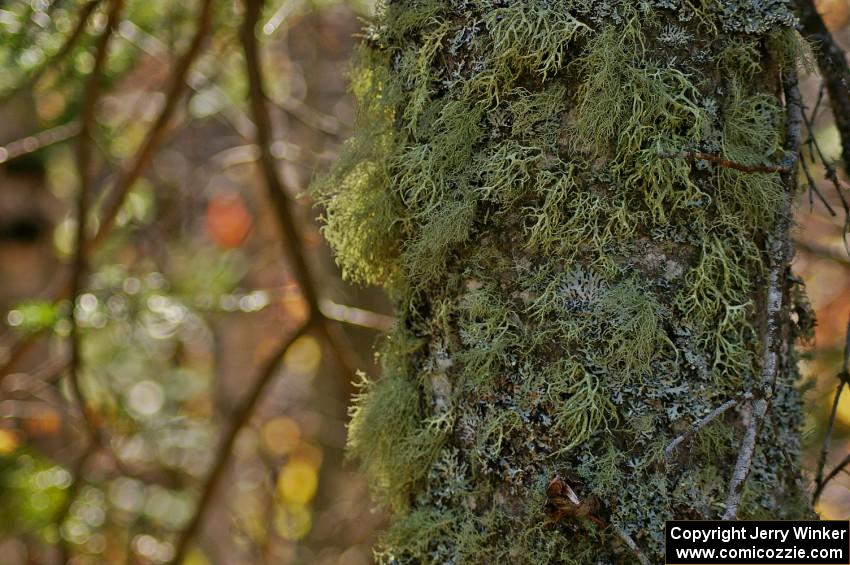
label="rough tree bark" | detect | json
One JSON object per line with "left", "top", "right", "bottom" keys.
{"left": 316, "top": 0, "right": 816, "bottom": 562}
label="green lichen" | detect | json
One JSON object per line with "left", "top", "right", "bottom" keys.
{"left": 314, "top": 48, "right": 404, "bottom": 289}
{"left": 599, "top": 280, "right": 674, "bottom": 379}
{"left": 318, "top": 0, "right": 811, "bottom": 561}
{"left": 546, "top": 360, "right": 615, "bottom": 454}
{"left": 572, "top": 14, "right": 710, "bottom": 223}
{"left": 346, "top": 330, "right": 450, "bottom": 511}
{"left": 485, "top": 0, "right": 589, "bottom": 81}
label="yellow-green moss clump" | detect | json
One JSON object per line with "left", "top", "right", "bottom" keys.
{"left": 315, "top": 0, "right": 814, "bottom": 562}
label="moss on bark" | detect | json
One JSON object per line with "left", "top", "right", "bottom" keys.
{"left": 316, "top": 0, "right": 815, "bottom": 561}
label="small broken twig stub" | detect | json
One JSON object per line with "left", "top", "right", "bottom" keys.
{"left": 722, "top": 71, "right": 801, "bottom": 521}
{"left": 664, "top": 395, "right": 746, "bottom": 461}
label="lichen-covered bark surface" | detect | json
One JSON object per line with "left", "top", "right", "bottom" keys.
{"left": 315, "top": 0, "right": 816, "bottom": 562}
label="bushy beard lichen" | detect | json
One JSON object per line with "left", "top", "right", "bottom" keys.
{"left": 315, "top": 0, "right": 814, "bottom": 562}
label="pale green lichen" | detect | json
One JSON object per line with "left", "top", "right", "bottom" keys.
{"left": 485, "top": 1, "right": 590, "bottom": 81}
{"left": 317, "top": 0, "right": 811, "bottom": 561}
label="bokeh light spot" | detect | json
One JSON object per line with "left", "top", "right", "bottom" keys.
{"left": 128, "top": 381, "right": 165, "bottom": 416}
{"left": 283, "top": 335, "right": 321, "bottom": 376}
{"left": 261, "top": 417, "right": 301, "bottom": 456}
{"left": 274, "top": 503, "right": 312, "bottom": 541}
{"left": 277, "top": 461, "right": 318, "bottom": 505}
{"left": 0, "top": 429, "right": 20, "bottom": 454}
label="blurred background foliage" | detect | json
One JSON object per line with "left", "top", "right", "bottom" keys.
{"left": 2, "top": 0, "right": 850, "bottom": 563}
{"left": 0, "top": 0, "right": 390, "bottom": 563}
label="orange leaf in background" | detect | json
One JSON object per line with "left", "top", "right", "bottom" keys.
{"left": 204, "top": 190, "right": 253, "bottom": 248}
{"left": 816, "top": 0, "right": 850, "bottom": 30}
{"left": 279, "top": 284, "right": 309, "bottom": 322}
{"left": 22, "top": 406, "right": 61, "bottom": 437}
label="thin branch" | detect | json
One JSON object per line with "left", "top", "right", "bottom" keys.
{"left": 2, "top": 353, "right": 69, "bottom": 391}
{"left": 241, "top": 0, "right": 319, "bottom": 318}
{"left": 167, "top": 5, "right": 368, "bottom": 559}
{"left": 815, "top": 388, "right": 846, "bottom": 499}
{"left": 612, "top": 524, "right": 650, "bottom": 565}
{"left": 722, "top": 72, "right": 802, "bottom": 521}
{"left": 320, "top": 299, "right": 395, "bottom": 332}
{"left": 0, "top": 334, "right": 40, "bottom": 379}
{"left": 798, "top": 86, "right": 850, "bottom": 256}
{"left": 800, "top": 150, "right": 837, "bottom": 216}
{"left": 796, "top": 237, "right": 850, "bottom": 266}
{"left": 116, "top": 19, "right": 255, "bottom": 139}
{"left": 240, "top": 0, "right": 358, "bottom": 381}
{"left": 660, "top": 150, "right": 792, "bottom": 173}
{"left": 813, "top": 315, "right": 850, "bottom": 504}
{"left": 722, "top": 399, "right": 769, "bottom": 520}
{"left": 0, "top": 0, "right": 214, "bottom": 384}
{"left": 268, "top": 94, "right": 345, "bottom": 135}
{"left": 797, "top": 0, "right": 850, "bottom": 178}
{"left": 0, "top": 120, "right": 82, "bottom": 164}
{"left": 169, "top": 320, "right": 311, "bottom": 564}
{"left": 55, "top": 7, "right": 122, "bottom": 560}
{"left": 810, "top": 80, "right": 827, "bottom": 126}
{"left": 802, "top": 110, "right": 850, "bottom": 216}
{"left": 88, "top": 0, "right": 214, "bottom": 251}
{"left": 815, "top": 450, "right": 850, "bottom": 505}
{"left": 664, "top": 396, "right": 744, "bottom": 461}
{"left": 67, "top": 0, "right": 124, "bottom": 448}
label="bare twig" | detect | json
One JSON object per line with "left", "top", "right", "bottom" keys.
{"left": 88, "top": 0, "right": 214, "bottom": 250}
{"left": 269, "top": 94, "right": 345, "bottom": 135}
{"left": 0, "top": 0, "right": 214, "bottom": 384}
{"left": 240, "top": 0, "right": 357, "bottom": 380}
{"left": 664, "top": 396, "right": 744, "bottom": 461}
{"left": 798, "top": 85, "right": 850, "bottom": 256}
{"left": 116, "top": 19, "right": 255, "bottom": 139}
{"left": 241, "top": 0, "right": 319, "bottom": 319}
{"left": 722, "top": 399, "right": 768, "bottom": 520}
{"left": 722, "top": 72, "right": 802, "bottom": 521}
{"left": 660, "top": 150, "right": 792, "bottom": 173}
{"left": 169, "top": 320, "right": 311, "bottom": 563}
{"left": 796, "top": 237, "right": 850, "bottom": 266}
{"left": 167, "top": 4, "right": 367, "bottom": 558}
{"left": 815, "top": 389, "right": 846, "bottom": 497}
{"left": 800, "top": 150, "right": 837, "bottom": 216}
{"left": 320, "top": 299, "right": 395, "bottom": 332}
{"left": 813, "top": 316, "right": 850, "bottom": 504}
{"left": 799, "top": 83, "right": 836, "bottom": 217}
{"left": 812, "top": 80, "right": 827, "bottom": 125}
{"left": 798, "top": 0, "right": 850, "bottom": 178}
{"left": 612, "top": 524, "right": 650, "bottom": 565}
{"left": 54, "top": 7, "right": 123, "bottom": 561}
{"left": 0, "top": 120, "right": 82, "bottom": 164}
{"left": 0, "top": 335, "right": 40, "bottom": 379}
{"left": 65, "top": 0, "right": 124, "bottom": 449}
{"left": 817, "top": 450, "right": 850, "bottom": 504}
{"left": 2, "top": 353, "right": 69, "bottom": 391}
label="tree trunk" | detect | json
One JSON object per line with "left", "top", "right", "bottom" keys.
{"left": 316, "top": 1, "right": 815, "bottom": 562}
